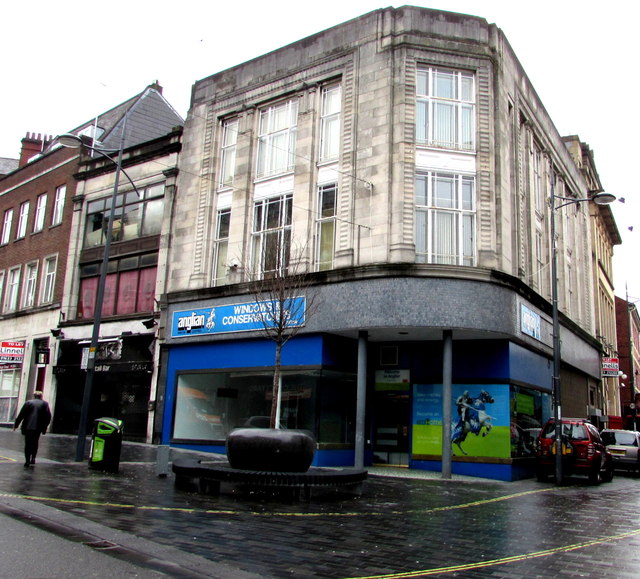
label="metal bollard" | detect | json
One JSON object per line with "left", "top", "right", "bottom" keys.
{"left": 156, "top": 445, "right": 170, "bottom": 477}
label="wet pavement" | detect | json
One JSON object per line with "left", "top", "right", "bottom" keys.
{"left": 2, "top": 428, "right": 640, "bottom": 578}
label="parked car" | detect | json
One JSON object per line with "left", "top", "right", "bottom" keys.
{"left": 536, "top": 418, "right": 614, "bottom": 484}
{"left": 600, "top": 429, "right": 640, "bottom": 474}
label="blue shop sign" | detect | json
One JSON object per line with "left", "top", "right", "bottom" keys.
{"left": 171, "top": 297, "right": 306, "bottom": 337}
{"left": 520, "top": 304, "right": 541, "bottom": 341}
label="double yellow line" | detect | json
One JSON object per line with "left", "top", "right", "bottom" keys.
{"left": 1, "top": 481, "right": 633, "bottom": 578}
{"left": 348, "top": 527, "right": 640, "bottom": 578}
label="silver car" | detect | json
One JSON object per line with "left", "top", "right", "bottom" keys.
{"left": 601, "top": 429, "right": 640, "bottom": 473}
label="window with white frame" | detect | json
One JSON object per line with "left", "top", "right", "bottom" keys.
{"left": 33, "top": 193, "right": 47, "bottom": 233}
{"left": 251, "top": 194, "right": 292, "bottom": 278}
{"left": 22, "top": 262, "right": 38, "bottom": 308}
{"left": 320, "top": 85, "right": 341, "bottom": 162}
{"left": 0, "top": 367, "right": 21, "bottom": 423}
{"left": 213, "top": 207, "right": 231, "bottom": 285}
{"left": 416, "top": 67, "right": 475, "bottom": 151}
{"left": 532, "top": 146, "right": 545, "bottom": 212}
{"left": 256, "top": 100, "right": 298, "bottom": 178}
{"left": 52, "top": 185, "right": 66, "bottom": 226}
{"left": 1, "top": 209, "right": 13, "bottom": 245}
{"left": 316, "top": 183, "right": 337, "bottom": 270}
{"left": 16, "top": 201, "right": 29, "bottom": 239}
{"left": 40, "top": 256, "right": 57, "bottom": 304}
{"left": 535, "top": 227, "right": 544, "bottom": 290}
{"left": 415, "top": 172, "right": 475, "bottom": 265}
{"left": 4, "top": 267, "right": 20, "bottom": 312}
{"left": 219, "top": 119, "right": 238, "bottom": 188}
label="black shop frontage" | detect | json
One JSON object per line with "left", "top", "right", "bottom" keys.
{"left": 52, "top": 334, "right": 153, "bottom": 441}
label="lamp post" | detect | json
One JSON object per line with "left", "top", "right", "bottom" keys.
{"left": 53, "top": 118, "right": 134, "bottom": 462}
{"left": 549, "top": 176, "right": 615, "bottom": 485}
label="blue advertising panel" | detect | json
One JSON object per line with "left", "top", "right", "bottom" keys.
{"left": 412, "top": 384, "right": 511, "bottom": 458}
{"left": 171, "top": 297, "right": 306, "bottom": 338}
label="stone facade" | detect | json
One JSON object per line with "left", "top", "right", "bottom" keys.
{"left": 160, "top": 7, "right": 615, "bottom": 477}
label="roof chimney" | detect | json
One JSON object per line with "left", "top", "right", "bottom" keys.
{"left": 149, "top": 80, "right": 163, "bottom": 94}
{"left": 19, "top": 132, "right": 53, "bottom": 167}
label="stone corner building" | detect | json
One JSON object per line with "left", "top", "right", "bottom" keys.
{"left": 159, "top": 7, "right": 612, "bottom": 480}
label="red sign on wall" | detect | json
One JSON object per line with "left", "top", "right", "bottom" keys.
{"left": 602, "top": 357, "right": 620, "bottom": 377}
{"left": 0, "top": 341, "right": 25, "bottom": 363}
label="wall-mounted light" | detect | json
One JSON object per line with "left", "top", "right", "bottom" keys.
{"left": 142, "top": 318, "right": 157, "bottom": 329}
{"left": 50, "top": 328, "right": 64, "bottom": 338}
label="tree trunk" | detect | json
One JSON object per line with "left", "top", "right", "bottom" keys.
{"left": 270, "top": 341, "right": 282, "bottom": 428}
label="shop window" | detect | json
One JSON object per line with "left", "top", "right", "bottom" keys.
{"left": 172, "top": 369, "right": 355, "bottom": 445}
{"left": 0, "top": 367, "right": 20, "bottom": 422}
{"left": 510, "top": 385, "right": 550, "bottom": 458}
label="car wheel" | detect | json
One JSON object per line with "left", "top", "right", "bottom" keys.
{"left": 602, "top": 462, "right": 614, "bottom": 483}
{"left": 588, "top": 465, "right": 602, "bottom": 485}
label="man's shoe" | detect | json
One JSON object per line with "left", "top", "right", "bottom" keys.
{"left": 23, "top": 462, "right": 30, "bottom": 468}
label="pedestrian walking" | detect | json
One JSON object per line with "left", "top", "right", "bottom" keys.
{"left": 14, "top": 390, "right": 51, "bottom": 468}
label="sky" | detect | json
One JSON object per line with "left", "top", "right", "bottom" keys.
{"left": 2, "top": 0, "right": 638, "bottom": 301}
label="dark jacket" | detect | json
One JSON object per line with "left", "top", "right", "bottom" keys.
{"left": 14, "top": 399, "right": 51, "bottom": 434}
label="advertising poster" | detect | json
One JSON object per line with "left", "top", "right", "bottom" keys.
{"left": 412, "top": 384, "right": 511, "bottom": 458}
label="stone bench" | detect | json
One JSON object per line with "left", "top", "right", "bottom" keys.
{"left": 172, "top": 458, "right": 368, "bottom": 499}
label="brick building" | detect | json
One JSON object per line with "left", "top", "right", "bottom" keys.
{"left": 157, "top": 7, "right": 617, "bottom": 479}
{"left": 0, "top": 84, "right": 183, "bottom": 440}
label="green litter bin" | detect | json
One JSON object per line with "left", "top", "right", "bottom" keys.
{"left": 89, "top": 417, "right": 123, "bottom": 473}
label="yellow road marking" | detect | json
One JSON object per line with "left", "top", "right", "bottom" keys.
{"left": 0, "top": 487, "right": 555, "bottom": 518}
{"left": 345, "top": 527, "right": 640, "bottom": 578}
{"left": 1, "top": 484, "right": 628, "bottom": 578}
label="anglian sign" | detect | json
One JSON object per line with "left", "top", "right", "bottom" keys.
{"left": 171, "top": 297, "right": 306, "bottom": 338}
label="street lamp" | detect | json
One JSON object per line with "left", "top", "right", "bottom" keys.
{"left": 550, "top": 177, "right": 615, "bottom": 484}
{"left": 53, "top": 117, "right": 135, "bottom": 462}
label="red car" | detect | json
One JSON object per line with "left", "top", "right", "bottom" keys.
{"left": 536, "top": 418, "right": 614, "bottom": 484}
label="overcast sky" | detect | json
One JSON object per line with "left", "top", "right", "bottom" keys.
{"left": 2, "top": 0, "right": 637, "bottom": 301}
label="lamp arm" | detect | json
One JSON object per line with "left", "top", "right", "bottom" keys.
{"left": 91, "top": 149, "right": 141, "bottom": 197}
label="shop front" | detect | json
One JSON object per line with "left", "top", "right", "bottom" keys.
{"left": 162, "top": 334, "right": 358, "bottom": 466}
{"left": 161, "top": 274, "right": 599, "bottom": 480}
{"left": 52, "top": 334, "right": 153, "bottom": 441}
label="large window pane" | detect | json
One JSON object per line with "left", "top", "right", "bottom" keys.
{"left": 433, "top": 211, "right": 456, "bottom": 264}
{"left": 434, "top": 174, "right": 455, "bottom": 208}
{"left": 256, "top": 100, "right": 298, "bottom": 178}
{"left": 84, "top": 185, "right": 164, "bottom": 247}
{"left": 141, "top": 199, "right": 163, "bottom": 235}
{"left": 116, "top": 270, "right": 139, "bottom": 315}
{"left": 416, "top": 67, "right": 475, "bottom": 151}
{"left": 172, "top": 369, "right": 353, "bottom": 444}
{"left": 78, "top": 277, "right": 98, "bottom": 319}
{"left": 137, "top": 267, "right": 157, "bottom": 312}
{"left": 434, "top": 70, "right": 456, "bottom": 98}
{"left": 433, "top": 102, "right": 455, "bottom": 146}
{"left": 102, "top": 273, "right": 117, "bottom": 316}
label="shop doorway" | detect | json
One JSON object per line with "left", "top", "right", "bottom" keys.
{"left": 372, "top": 390, "right": 410, "bottom": 466}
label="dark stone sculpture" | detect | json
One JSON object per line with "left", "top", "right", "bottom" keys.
{"left": 226, "top": 428, "right": 316, "bottom": 472}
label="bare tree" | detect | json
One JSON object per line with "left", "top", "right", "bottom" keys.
{"left": 246, "top": 242, "right": 320, "bottom": 429}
